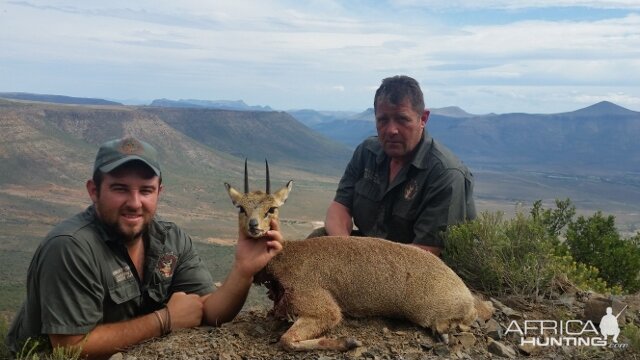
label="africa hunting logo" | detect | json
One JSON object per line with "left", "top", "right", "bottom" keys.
{"left": 505, "top": 306, "right": 628, "bottom": 348}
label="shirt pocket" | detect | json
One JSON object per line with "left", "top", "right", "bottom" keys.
{"left": 108, "top": 279, "right": 141, "bottom": 305}
{"left": 354, "top": 179, "right": 382, "bottom": 202}
{"left": 147, "top": 272, "right": 172, "bottom": 305}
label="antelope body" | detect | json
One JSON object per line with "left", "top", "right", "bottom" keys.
{"left": 225, "top": 161, "right": 493, "bottom": 352}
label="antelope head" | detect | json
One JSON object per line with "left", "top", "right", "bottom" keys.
{"left": 225, "top": 159, "right": 293, "bottom": 238}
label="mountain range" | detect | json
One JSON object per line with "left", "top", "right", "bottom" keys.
{"left": 1, "top": 92, "right": 639, "bottom": 237}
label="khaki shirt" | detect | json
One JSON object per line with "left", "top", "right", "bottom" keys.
{"left": 334, "top": 132, "right": 476, "bottom": 248}
{"left": 7, "top": 206, "right": 213, "bottom": 353}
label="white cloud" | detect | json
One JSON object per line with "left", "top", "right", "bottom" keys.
{"left": 1, "top": 0, "right": 639, "bottom": 113}
{"left": 391, "top": 0, "right": 640, "bottom": 10}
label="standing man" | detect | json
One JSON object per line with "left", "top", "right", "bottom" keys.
{"left": 6, "top": 137, "right": 282, "bottom": 359}
{"left": 322, "top": 75, "right": 476, "bottom": 256}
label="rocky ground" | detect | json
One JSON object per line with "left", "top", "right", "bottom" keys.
{"left": 113, "top": 288, "right": 640, "bottom": 360}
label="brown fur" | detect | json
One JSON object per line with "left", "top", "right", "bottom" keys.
{"left": 225, "top": 177, "right": 494, "bottom": 352}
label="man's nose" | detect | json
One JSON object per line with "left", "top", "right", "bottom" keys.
{"left": 386, "top": 120, "right": 399, "bottom": 134}
{"left": 126, "top": 191, "right": 142, "bottom": 208}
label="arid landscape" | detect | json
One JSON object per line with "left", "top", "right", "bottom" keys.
{"left": 1, "top": 96, "right": 640, "bottom": 358}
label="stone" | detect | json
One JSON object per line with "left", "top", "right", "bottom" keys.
{"left": 454, "top": 332, "right": 476, "bottom": 348}
{"left": 490, "top": 298, "right": 522, "bottom": 319}
{"left": 517, "top": 338, "right": 539, "bottom": 356}
{"left": 583, "top": 295, "right": 627, "bottom": 326}
{"left": 487, "top": 339, "right": 517, "bottom": 358}
{"left": 433, "top": 343, "right": 450, "bottom": 357}
{"left": 484, "top": 318, "right": 503, "bottom": 340}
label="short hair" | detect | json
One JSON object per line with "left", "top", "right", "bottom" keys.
{"left": 374, "top": 75, "right": 425, "bottom": 115}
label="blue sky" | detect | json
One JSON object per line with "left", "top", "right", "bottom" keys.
{"left": 1, "top": 0, "right": 639, "bottom": 114}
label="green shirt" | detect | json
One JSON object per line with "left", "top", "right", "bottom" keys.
{"left": 7, "top": 206, "right": 213, "bottom": 353}
{"left": 334, "top": 132, "right": 476, "bottom": 248}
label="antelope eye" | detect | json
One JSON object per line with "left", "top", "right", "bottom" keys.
{"left": 267, "top": 207, "right": 277, "bottom": 214}
{"left": 238, "top": 207, "right": 246, "bottom": 214}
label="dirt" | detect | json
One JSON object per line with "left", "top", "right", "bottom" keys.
{"left": 118, "top": 291, "right": 640, "bottom": 360}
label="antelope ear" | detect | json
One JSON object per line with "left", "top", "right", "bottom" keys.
{"left": 225, "top": 183, "right": 243, "bottom": 206}
{"left": 272, "top": 180, "right": 293, "bottom": 206}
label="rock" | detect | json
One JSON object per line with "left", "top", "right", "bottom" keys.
{"left": 553, "top": 293, "right": 576, "bottom": 308}
{"left": 490, "top": 298, "right": 522, "bottom": 319}
{"left": 454, "top": 332, "right": 476, "bottom": 348}
{"left": 517, "top": 338, "right": 539, "bottom": 356}
{"left": 487, "top": 339, "right": 517, "bottom": 358}
{"left": 484, "top": 318, "right": 503, "bottom": 340}
{"left": 108, "top": 353, "right": 124, "bottom": 360}
{"left": 583, "top": 295, "right": 627, "bottom": 325}
{"left": 433, "top": 343, "right": 450, "bottom": 357}
{"left": 419, "top": 342, "right": 434, "bottom": 351}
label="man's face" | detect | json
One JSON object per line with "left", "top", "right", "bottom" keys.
{"left": 87, "top": 165, "right": 162, "bottom": 244}
{"left": 375, "top": 98, "right": 428, "bottom": 162}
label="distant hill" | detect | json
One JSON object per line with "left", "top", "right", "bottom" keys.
{"left": 286, "top": 109, "right": 357, "bottom": 127}
{"left": 0, "top": 99, "right": 349, "bottom": 187}
{"left": 141, "top": 107, "right": 350, "bottom": 174}
{"left": 428, "top": 102, "right": 640, "bottom": 173}
{"left": 150, "top": 98, "right": 272, "bottom": 112}
{"left": 297, "top": 101, "right": 640, "bottom": 174}
{"left": 0, "top": 92, "right": 122, "bottom": 105}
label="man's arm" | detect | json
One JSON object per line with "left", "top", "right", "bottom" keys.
{"left": 49, "top": 291, "right": 204, "bottom": 359}
{"left": 324, "top": 201, "right": 353, "bottom": 236}
{"left": 202, "top": 220, "right": 283, "bottom": 326}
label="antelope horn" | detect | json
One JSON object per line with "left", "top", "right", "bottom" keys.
{"left": 244, "top": 158, "right": 249, "bottom": 194}
{"left": 265, "top": 159, "right": 271, "bottom": 194}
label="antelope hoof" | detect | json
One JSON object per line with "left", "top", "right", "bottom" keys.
{"left": 344, "top": 337, "right": 362, "bottom": 350}
{"left": 438, "top": 332, "right": 450, "bottom": 345}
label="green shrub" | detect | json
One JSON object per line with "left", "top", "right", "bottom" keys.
{"left": 622, "top": 323, "right": 640, "bottom": 352}
{"left": 13, "top": 337, "right": 82, "bottom": 360}
{"left": 565, "top": 212, "right": 640, "bottom": 293}
{"left": 443, "top": 205, "right": 621, "bottom": 298}
{"left": 444, "top": 211, "right": 561, "bottom": 298}
{"left": 0, "top": 316, "right": 11, "bottom": 360}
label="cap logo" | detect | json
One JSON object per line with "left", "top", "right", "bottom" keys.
{"left": 118, "top": 138, "right": 144, "bottom": 155}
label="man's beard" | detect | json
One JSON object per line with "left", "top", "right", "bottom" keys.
{"left": 103, "top": 221, "right": 149, "bottom": 244}
{"left": 95, "top": 202, "right": 152, "bottom": 244}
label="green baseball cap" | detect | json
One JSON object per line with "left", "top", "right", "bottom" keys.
{"left": 94, "top": 137, "right": 161, "bottom": 176}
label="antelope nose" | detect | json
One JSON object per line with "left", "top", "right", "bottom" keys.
{"left": 249, "top": 219, "right": 259, "bottom": 229}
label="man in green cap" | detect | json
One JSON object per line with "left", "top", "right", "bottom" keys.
{"left": 7, "top": 137, "right": 283, "bottom": 358}
{"left": 318, "top": 75, "right": 476, "bottom": 256}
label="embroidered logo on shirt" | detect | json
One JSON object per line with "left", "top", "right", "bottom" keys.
{"left": 112, "top": 266, "right": 135, "bottom": 283}
{"left": 157, "top": 253, "right": 178, "bottom": 278}
{"left": 403, "top": 179, "right": 418, "bottom": 200}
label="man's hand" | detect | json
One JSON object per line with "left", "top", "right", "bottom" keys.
{"left": 234, "top": 218, "right": 283, "bottom": 278}
{"left": 202, "top": 219, "right": 283, "bottom": 326}
{"left": 166, "top": 291, "right": 204, "bottom": 329}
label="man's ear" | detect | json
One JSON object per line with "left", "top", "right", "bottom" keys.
{"left": 87, "top": 179, "right": 98, "bottom": 203}
{"left": 421, "top": 109, "right": 430, "bottom": 127}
